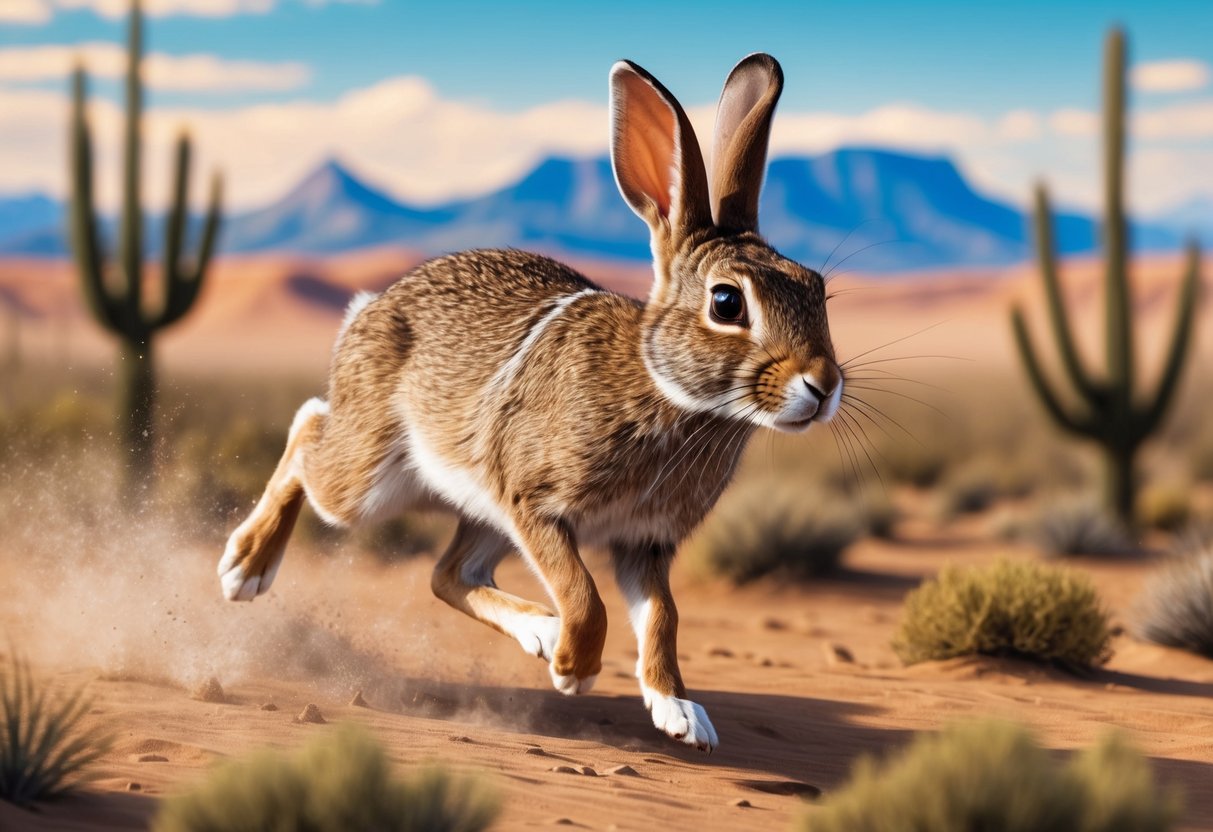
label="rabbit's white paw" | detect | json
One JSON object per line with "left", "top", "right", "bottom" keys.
{"left": 643, "top": 685, "right": 718, "bottom": 751}
{"left": 508, "top": 614, "right": 560, "bottom": 661}
{"left": 217, "top": 534, "right": 282, "bottom": 602}
{"left": 550, "top": 668, "right": 598, "bottom": 696}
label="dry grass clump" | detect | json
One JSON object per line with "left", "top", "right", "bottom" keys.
{"left": 892, "top": 560, "right": 1112, "bottom": 669}
{"left": 802, "top": 720, "right": 1179, "bottom": 832}
{"left": 1135, "top": 549, "right": 1213, "bottom": 658}
{"left": 154, "top": 725, "right": 498, "bottom": 832}
{"left": 689, "top": 479, "right": 864, "bottom": 583}
{"left": 1137, "top": 482, "right": 1192, "bottom": 532}
{"left": 1027, "top": 499, "right": 1135, "bottom": 557}
{"left": 932, "top": 456, "right": 1035, "bottom": 520}
{"left": 0, "top": 655, "right": 112, "bottom": 807}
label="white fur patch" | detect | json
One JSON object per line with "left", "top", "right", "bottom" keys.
{"left": 486, "top": 289, "right": 598, "bottom": 394}
{"left": 334, "top": 290, "right": 378, "bottom": 351}
{"left": 642, "top": 683, "right": 718, "bottom": 750}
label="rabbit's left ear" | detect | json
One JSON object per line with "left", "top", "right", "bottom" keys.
{"left": 710, "top": 53, "right": 783, "bottom": 232}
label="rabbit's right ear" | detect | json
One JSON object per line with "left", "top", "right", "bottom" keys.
{"left": 709, "top": 53, "right": 783, "bottom": 232}
{"left": 609, "top": 60, "right": 712, "bottom": 252}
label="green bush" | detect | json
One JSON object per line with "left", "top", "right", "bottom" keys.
{"left": 1137, "top": 483, "right": 1192, "bottom": 532}
{"left": 1028, "top": 499, "right": 1135, "bottom": 557}
{"left": 1135, "top": 549, "right": 1213, "bottom": 658}
{"left": 802, "top": 720, "right": 1179, "bottom": 832}
{"left": 688, "top": 479, "right": 863, "bottom": 583}
{"left": 892, "top": 560, "right": 1112, "bottom": 669}
{"left": 0, "top": 654, "right": 112, "bottom": 806}
{"left": 154, "top": 725, "right": 498, "bottom": 832}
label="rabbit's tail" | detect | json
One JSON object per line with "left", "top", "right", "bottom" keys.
{"left": 218, "top": 397, "right": 329, "bottom": 601}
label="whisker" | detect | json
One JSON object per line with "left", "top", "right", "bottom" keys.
{"left": 840, "top": 321, "right": 950, "bottom": 369}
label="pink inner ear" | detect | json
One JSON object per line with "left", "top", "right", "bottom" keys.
{"left": 618, "top": 72, "right": 677, "bottom": 218}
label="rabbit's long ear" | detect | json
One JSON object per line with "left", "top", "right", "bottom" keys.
{"left": 610, "top": 60, "right": 712, "bottom": 248}
{"left": 710, "top": 53, "right": 783, "bottom": 232}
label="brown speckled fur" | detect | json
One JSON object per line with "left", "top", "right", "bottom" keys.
{"left": 221, "top": 53, "right": 843, "bottom": 748}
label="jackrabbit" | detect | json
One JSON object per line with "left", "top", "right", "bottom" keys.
{"left": 218, "top": 53, "right": 842, "bottom": 750}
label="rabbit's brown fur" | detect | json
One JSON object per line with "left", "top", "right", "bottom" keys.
{"left": 219, "top": 53, "right": 843, "bottom": 750}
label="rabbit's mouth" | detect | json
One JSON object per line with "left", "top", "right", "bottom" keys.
{"left": 773, "top": 413, "right": 816, "bottom": 432}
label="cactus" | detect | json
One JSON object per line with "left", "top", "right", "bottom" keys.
{"left": 1010, "top": 28, "right": 1201, "bottom": 524}
{"left": 68, "top": 0, "right": 222, "bottom": 493}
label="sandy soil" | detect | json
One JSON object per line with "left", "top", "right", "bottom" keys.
{"left": 1, "top": 516, "right": 1212, "bottom": 831}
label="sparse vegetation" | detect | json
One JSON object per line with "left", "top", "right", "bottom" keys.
{"left": 802, "top": 720, "right": 1179, "bottom": 832}
{"left": 893, "top": 560, "right": 1112, "bottom": 669}
{"left": 688, "top": 479, "right": 863, "bottom": 583}
{"left": 1027, "top": 499, "right": 1135, "bottom": 557}
{"left": 1009, "top": 28, "right": 1201, "bottom": 524}
{"left": 154, "top": 724, "right": 498, "bottom": 832}
{"left": 1135, "top": 549, "right": 1213, "bottom": 658}
{"left": 0, "top": 654, "right": 112, "bottom": 807}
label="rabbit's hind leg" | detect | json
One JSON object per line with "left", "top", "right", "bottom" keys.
{"left": 218, "top": 397, "right": 329, "bottom": 602}
{"left": 431, "top": 519, "right": 564, "bottom": 672}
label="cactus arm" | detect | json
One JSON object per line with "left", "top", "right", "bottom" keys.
{"left": 1103, "top": 28, "right": 1132, "bottom": 400}
{"left": 118, "top": 0, "right": 143, "bottom": 332}
{"left": 1136, "top": 241, "right": 1201, "bottom": 438}
{"left": 69, "top": 67, "right": 123, "bottom": 335}
{"left": 158, "top": 132, "right": 189, "bottom": 325}
{"left": 157, "top": 170, "right": 221, "bottom": 329}
{"left": 1033, "top": 182, "right": 1097, "bottom": 399}
{"left": 1011, "top": 306, "right": 1092, "bottom": 436}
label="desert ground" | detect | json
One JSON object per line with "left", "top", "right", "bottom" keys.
{"left": 2, "top": 250, "right": 1212, "bottom": 830}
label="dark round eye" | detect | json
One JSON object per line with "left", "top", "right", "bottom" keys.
{"left": 710, "top": 284, "right": 746, "bottom": 324}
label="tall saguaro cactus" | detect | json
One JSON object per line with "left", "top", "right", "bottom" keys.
{"left": 69, "top": 0, "right": 223, "bottom": 494}
{"left": 1010, "top": 29, "right": 1201, "bottom": 523}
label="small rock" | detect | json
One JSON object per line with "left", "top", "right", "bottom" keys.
{"left": 136, "top": 754, "right": 168, "bottom": 763}
{"left": 707, "top": 646, "right": 734, "bottom": 658}
{"left": 551, "top": 765, "right": 580, "bottom": 775}
{"left": 448, "top": 735, "right": 472, "bottom": 743}
{"left": 295, "top": 704, "right": 326, "bottom": 724}
{"left": 606, "top": 765, "right": 639, "bottom": 776}
{"left": 259, "top": 702, "right": 279, "bottom": 712}
{"left": 523, "top": 746, "right": 547, "bottom": 756}
{"left": 578, "top": 766, "right": 598, "bottom": 777}
{"left": 192, "top": 676, "right": 225, "bottom": 704}
{"left": 730, "top": 798, "right": 752, "bottom": 808}
{"left": 758, "top": 657, "right": 774, "bottom": 667}
{"left": 824, "top": 643, "right": 855, "bottom": 665}
{"left": 550, "top": 819, "right": 577, "bottom": 826}
{"left": 762, "top": 618, "right": 787, "bottom": 631}
{"left": 349, "top": 690, "right": 369, "bottom": 708}
{"left": 126, "top": 782, "right": 142, "bottom": 792}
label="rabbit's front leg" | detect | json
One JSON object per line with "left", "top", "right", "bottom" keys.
{"left": 611, "top": 541, "right": 718, "bottom": 751}
{"left": 512, "top": 516, "right": 607, "bottom": 695}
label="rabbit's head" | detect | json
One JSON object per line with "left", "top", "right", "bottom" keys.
{"left": 611, "top": 54, "right": 841, "bottom": 434}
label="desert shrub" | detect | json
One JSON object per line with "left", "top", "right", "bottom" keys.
{"left": 857, "top": 488, "right": 899, "bottom": 539}
{"left": 1137, "top": 482, "right": 1192, "bottom": 532}
{"left": 688, "top": 479, "right": 863, "bottom": 583}
{"left": 166, "top": 419, "right": 288, "bottom": 519}
{"left": 1135, "top": 549, "right": 1213, "bottom": 658}
{"left": 878, "top": 439, "right": 952, "bottom": 488}
{"left": 802, "top": 720, "right": 1179, "bottom": 832}
{"left": 0, "top": 654, "right": 112, "bottom": 806}
{"left": 154, "top": 724, "right": 498, "bottom": 832}
{"left": 892, "top": 560, "right": 1112, "bottom": 669}
{"left": 1027, "top": 499, "right": 1135, "bottom": 557}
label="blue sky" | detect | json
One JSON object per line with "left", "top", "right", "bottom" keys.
{"left": 1, "top": 0, "right": 1211, "bottom": 214}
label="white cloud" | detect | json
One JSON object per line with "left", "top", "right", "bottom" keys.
{"left": 1049, "top": 108, "right": 1100, "bottom": 138}
{"left": 0, "top": 74, "right": 1210, "bottom": 218}
{"left": 1132, "top": 59, "right": 1211, "bottom": 94}
{"left": 3, "top": 0, "right": 373, "bottom": 22}
{"left": 0, "top": 43, "right": 310, "bottom": 92}
{"left": 0, "top": 0, "right": 52, "bottom": 23}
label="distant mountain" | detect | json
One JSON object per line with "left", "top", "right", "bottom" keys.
{"left": 0, "top": 148, "right": 1188, "bottom": 273}
{"left": 0, "top": 194, "right": 62, "bottom": 254}
{"left": 221, "top": 158, "right": 455, "bottom": 253}
{"left": 1152, "top": 195, "right": 1213, "bottom": 244}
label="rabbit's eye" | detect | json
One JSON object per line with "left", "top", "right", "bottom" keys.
{"left": 709, "top": 284, "right": 746, "bottom": 325}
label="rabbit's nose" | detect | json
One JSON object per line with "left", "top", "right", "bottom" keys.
{"left": 802, "top": 377, "right": 827, "bottom": 401}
